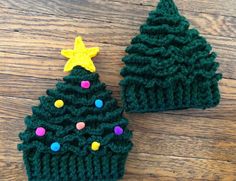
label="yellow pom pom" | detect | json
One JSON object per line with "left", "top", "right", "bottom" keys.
{"left": 91, "top": 141, "right": 100, "bottom": 151}
{"left": 54, "top": 100, "right": 64, "bottom": 108}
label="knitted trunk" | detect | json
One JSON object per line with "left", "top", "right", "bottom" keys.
{"left": 23, "top": 151, "right": 128, "bottom": 180}
{"left": 121, "top": 77, "right": 220, "bottom": 112}
{"left": 120, "top": 0, "right": 222, "bottom": 113}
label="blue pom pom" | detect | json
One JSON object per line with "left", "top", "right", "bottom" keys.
{"left": 95, "top": 99, "right": 103, "bottom": 108}
{"left": 50, "top": 142, "right": 60, "bottom": 152}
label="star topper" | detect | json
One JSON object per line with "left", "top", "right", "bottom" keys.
{"left": 61, "top": 36, "right": 100, "bottom": 72}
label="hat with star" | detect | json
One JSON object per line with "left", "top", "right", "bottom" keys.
{"left": 18, "top": 36, "right": 133, "bottom": 180}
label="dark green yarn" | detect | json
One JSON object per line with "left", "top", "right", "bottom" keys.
{"left": 120, "top": 0, "right": 222, "bottom": 113}
{"left": 18, "top": 66, "right": 132, "bottom": 181}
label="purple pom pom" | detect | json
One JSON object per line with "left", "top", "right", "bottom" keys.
{"left": 114, "top": 126, "right": 123, "bottom": 135}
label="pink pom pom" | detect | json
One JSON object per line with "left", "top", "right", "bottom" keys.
{"left": 35, "top": 127, "right": 46, "bottom": 137}
{"left": 76, "top": 122, "right": 86, "bottom": 130}
{"left": 81, "top": 80, "right": 90, "bottom": 89}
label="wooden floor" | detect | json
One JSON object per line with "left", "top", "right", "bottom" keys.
{"left": 0, "top": 0, "right": 236, "bottom": 180}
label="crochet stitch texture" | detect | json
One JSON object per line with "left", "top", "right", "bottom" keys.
{"left": 120, "top": 0, "right": 222, "bottom": 113}
{"left": 18, "top": 38, "right": 132, "bottom": 181}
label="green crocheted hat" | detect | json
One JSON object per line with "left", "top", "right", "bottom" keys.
{"left": 120, "top": 0, "right": 222, "bottom": 113}
{"left": 18, "top": 37, "right": 132, "bottom": 181}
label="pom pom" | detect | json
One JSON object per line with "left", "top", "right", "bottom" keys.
{"left": 76, "top": 122, "right": 85, "bottom": 130}
{"left": 81, "top": 80, "right": 91, "bottom": 89}
{"left": 35, "top": 127, "right": 46, "bottom": 137}
{"left": 50, "top": 142, "right": 60, "bottom": 152}
{"left": 91, "top": 141, "right": 100, "bottom": 151}
{"left": 54, "top": 100, "right": 64, "bottom": 108}
{"left": 95, "top": 99, "right": 103, "bottom": 108}
{"left": 114, "top": 126, "right": 123, "bottom": 135}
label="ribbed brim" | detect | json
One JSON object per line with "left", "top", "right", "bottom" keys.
{"left": 121, "top": 79, "right": 221, "bottom": 113}
{"left": 23, "top": 151, "right": 128, "bottom": 181}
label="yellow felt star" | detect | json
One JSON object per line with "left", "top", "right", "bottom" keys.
{"left": 61, "top": 36, "right": 99, "bottom": 72}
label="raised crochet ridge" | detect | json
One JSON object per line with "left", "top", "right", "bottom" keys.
{"left": 120, "top": 0, "right": 222, "bottom": 112}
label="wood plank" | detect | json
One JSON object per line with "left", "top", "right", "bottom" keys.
{"left": 124, "top": 174, "right": 207, "bottom": 181}
{"left": 0, "top": 160, "right": 26, "bottom": 181}
{"left": 132, "top": 132, "right": 236, "bottom": 162}
{"left": 127, "top": 113, "right": 236, "bottom": 140}
{"left": 0, "top": 3, "right": 236, "bottom": 40}
{"left": 0, "top": 2, "right": 236, "bottom": 41}
{"left": 109, "top": 0, "right": 236, "bottom": 17}
{"left": 127, "top": 153, "right": 236, "bottom": 180}
{"left": 0, "top": 0, "right": 235, "bottom": 21}
{"left": 0, "top": 8, "right": 234, "bottom": 80}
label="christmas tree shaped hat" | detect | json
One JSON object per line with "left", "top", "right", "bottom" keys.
{"left": 120, "top": 0, "right": 222, "bottom": 113}
{"left": 18, "top": 37, "right": 132, "bottom": 181}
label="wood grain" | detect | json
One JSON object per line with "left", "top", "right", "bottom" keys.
{"left": 0, "top": 0, "right": 236, "bottom": 180}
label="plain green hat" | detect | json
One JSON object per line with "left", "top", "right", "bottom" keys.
{"left": 120, "top": 0, "right": 222, "bottom": 113}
